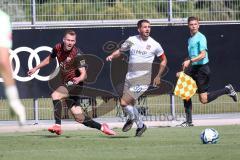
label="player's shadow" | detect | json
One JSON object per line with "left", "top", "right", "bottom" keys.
{"left": 99, "top": 135, "right": 131, "bottom": 139}
{"left": 26, "top": 134, "right": 93, "bottom": 139}
{"left": 26, "top": 133, "right": 126, "bottom": 139}
{"left": 25, "top": 134, "right": 63, "bottom": 138}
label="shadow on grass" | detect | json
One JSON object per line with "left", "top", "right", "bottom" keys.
{"left": 107, "top": 136, "right": 131, "bottom": 139}
{"left": 98, "top": 134, "right": 132, "bottom": 139}
{"left": 33, "top": 134, "right": 96, "bottom": 139}
{"left": 26, "top": 134, "right": 63, "bottom": 138}
{"left": 26, "top": 133, "right": 115, "bottom": 139}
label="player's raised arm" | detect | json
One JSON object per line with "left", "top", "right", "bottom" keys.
{"left": 106, "top": 38, "right": 132, "bottom": 61}
{"left": 27, "top": 54, "right": 53, "bottom": 76}
{"left": 106, "top": 49, "right": 122, "bottom": 61}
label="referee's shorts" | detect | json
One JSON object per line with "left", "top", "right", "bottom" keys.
{"left": 185, "top": 63, "right": 211, "bottom": 94}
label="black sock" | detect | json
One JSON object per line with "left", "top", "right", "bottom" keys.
{"left": 52, "top": 100, "right": 62, "bottom": 125}
{"left": 184, "top": 99, "right": 192, "bottom": 123}
{"left": 82, "top": 115, "right": 101, "bottom": 130}
{"left": 207, "top": 88, "right": 228, "bottom": 103}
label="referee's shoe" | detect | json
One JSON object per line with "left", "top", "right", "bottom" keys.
{"left": 176, "top": 121, "right": 194, "bottom": 127}
{"left": 225, "top": 84, "right": 238, "bottom": 102}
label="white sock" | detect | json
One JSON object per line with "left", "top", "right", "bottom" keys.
{"left": 133, "top": 107, "right": 144, "bottom": 128}
{"left": 5, "top": 85, "right": 26, "bottom": 125}
{"left": 124, "top": 105, "right": 135, "bottom": 120}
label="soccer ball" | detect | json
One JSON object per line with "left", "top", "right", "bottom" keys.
{"left": 200, "top": 128, "right": 219, "bottom": 144}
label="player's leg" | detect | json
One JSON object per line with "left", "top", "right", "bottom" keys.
{"left": 177, "top": 66, "right": 194, "bottom": 127}
{"left": 177, "top": 99, "right": 193, "bottom": 127}
{"left": 132, "top": 95, "right": 147, "bottom": 136}
{"left": 70, "top": 103, "right": 100, "bottom": 129}
{"left": 122, "top": 78, "right": 148, "bottom": 136}
{"left": 121, "top": 91, "right": 147, "bottom": 136}
{"left": 120, "top": 79, "right": 137, "bottom": 132}
{"left": 196, "top": 65, "right": 237, "bottom": 103}
{"left": 133, "top": 106, "right": 147, "bottom": 137}
{"left": 225, "top": 84, "right": 238, "bottom": 101}
{"left": 120, "top": 96, "right": 135, "bottom": 132}
{"left": 0, "top": 47, "right": 26, "bottom": 125}
{"left": 178, "top": 99, "right": 194, "bottom": 127}
{"left": 90, "top": 97, "right": 97, "bottom": 118}
{"left": 68, "top": 98, "right": 116, "bottom": 135}
{"left": 204, "top": 85, "right": 238, "bottom": 103}
{"left": 5, "top": 85, "right": 26, "bottom": 125}
{"left": 48, "top": 86, "right": 68, "bottom": 135}
{"left": 199, "top": 85, "right": 237, "bottom": 104}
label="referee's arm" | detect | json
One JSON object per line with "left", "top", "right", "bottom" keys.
{"left": 182, "top": 50, "right": 206, "bottom": 69}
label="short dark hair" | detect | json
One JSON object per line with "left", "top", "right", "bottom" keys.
{"left": 64, "top": 30, "right": 76, "bottom": 37}
{"left": 187, "top": 16, "right": 199, "bottom": 24}
{"left": 137, "top": 19, "right": 150, "bottom": 28}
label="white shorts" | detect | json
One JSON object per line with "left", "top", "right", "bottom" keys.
{"left": 123, "top": 76, "right": 150, "bottom": 100}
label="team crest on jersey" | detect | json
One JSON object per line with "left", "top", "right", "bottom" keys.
{"left": 146, "top": 45, "right": 151, "bottom": 50}
{"left": 80, "top": 60, "right": 86, "bottom": 66}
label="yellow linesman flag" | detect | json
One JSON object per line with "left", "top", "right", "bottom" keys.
{"left": 174, "top": 72, "right": 198, "bottom": 100}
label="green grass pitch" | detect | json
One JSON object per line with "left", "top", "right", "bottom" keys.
{"left": 0, "top": 125, "right": 240, "bottom": 160}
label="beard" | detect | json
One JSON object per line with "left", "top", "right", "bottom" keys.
{"left": 65, "top": 45, "right": 73, "bottom": 51}
{"left": 141, "top": 32, "right": 150, "bottom": 40}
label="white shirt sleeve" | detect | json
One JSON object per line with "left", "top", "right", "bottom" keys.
{"left": 154, "top": 43, "right": 164, "bottom": 57}
{"left": 120, "top": 37, "right": 133, "bottom": 52}
{"left": 0, "top": 11, "right": 12, "bottom": 49}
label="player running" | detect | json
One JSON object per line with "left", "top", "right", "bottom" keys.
{"left": 106, "top": 19, "right": 167, "bottom": 136}
{"left": 28, "top": 30, "right": 116, "bottom": 136}
{"left": 0, "top": 9, "right": 26, "bottom": 125}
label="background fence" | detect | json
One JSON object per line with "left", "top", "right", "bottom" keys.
{"left": 1, "top": 0, "right": 240, "bottom": 28}
{"left": 1, "top": 93, "right": 240, "bottom": 123}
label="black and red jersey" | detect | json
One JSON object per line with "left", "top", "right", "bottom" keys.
{"left": 51, "top": 43, "right": 87, "bottom": 83}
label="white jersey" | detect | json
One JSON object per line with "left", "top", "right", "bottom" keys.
{"left": 121, "top": 35, "right": 164, "bottom": 80}
{"left": 0, "top": 10, "right": 12, "bottom": 49}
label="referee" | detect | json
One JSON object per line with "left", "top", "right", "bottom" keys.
{"left": 177, "top": 16, "right": 238, "bottom": 127}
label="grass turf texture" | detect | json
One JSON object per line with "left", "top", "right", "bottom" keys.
{"left": 0, "top": 125, "right": 239, "bottom": 160}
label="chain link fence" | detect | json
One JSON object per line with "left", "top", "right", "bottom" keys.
{"left": 1, "top": 0, "right": 240, "bottom": 28}
{"left": 0, "top": 94, "right": 239, "bottom": 122}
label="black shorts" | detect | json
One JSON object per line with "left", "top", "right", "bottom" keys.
{"left": 48, "top": 72, "right": 87, "bottom": 108}
{"left": 67, "top": 82, "right": 84, "bottom": 95}
{"left": 185, "top": 64, "right": 211, "bottom": 93}
{"left": 66, "top": 83, "right": 85, "bottom": 108}
{"left": 66, "top": 96, "right": 97, "bottom": 109}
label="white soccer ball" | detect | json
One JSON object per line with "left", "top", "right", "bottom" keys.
{"left": 200, "top": 128, "right": 219, "bottom": 144}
